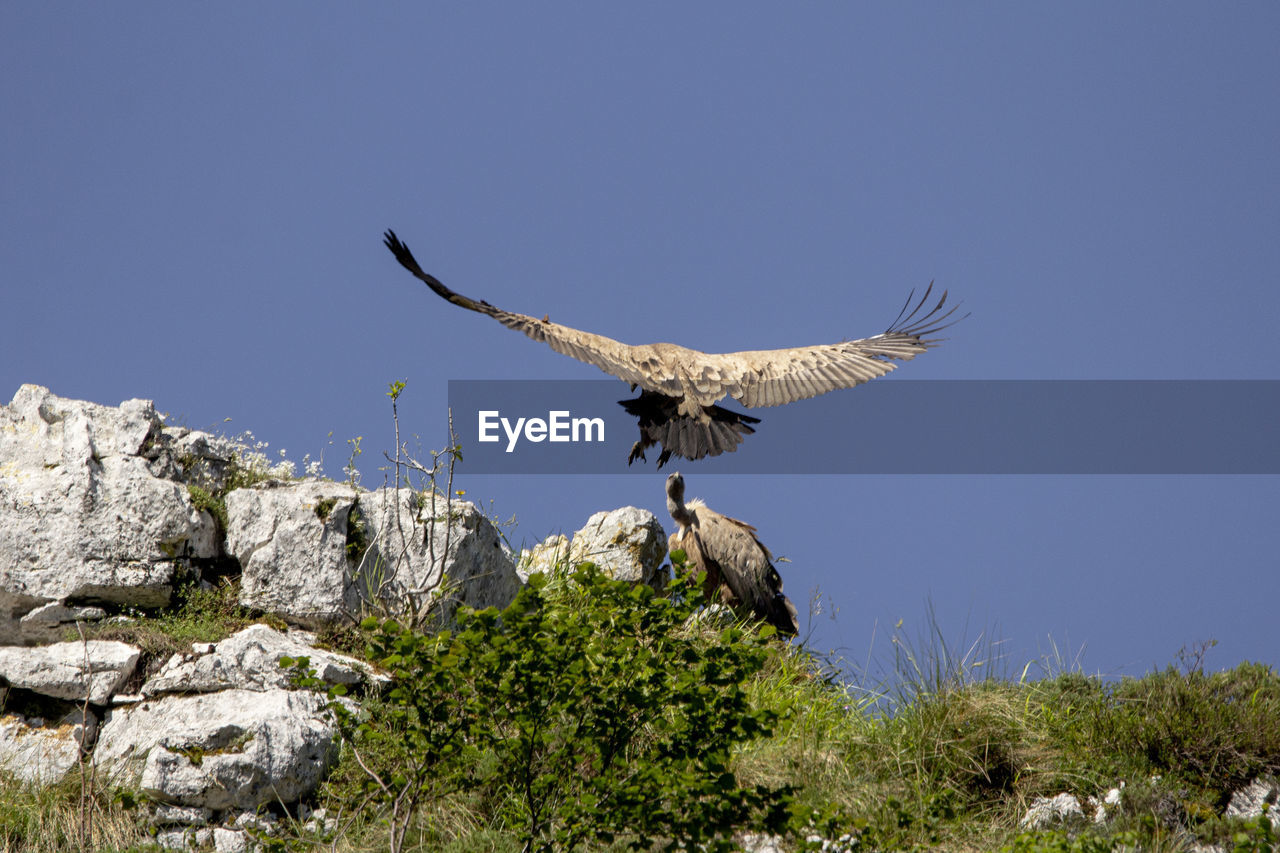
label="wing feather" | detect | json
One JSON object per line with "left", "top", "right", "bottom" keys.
{"left": 385, "top": 230, "right": 671, "bottom": 391}
{"left": 385, "top": 231, "right": 964, "bottom": 411}
{"left": 728, "top": 282, "right": 965, "bottom": 408}
{"left": 691, "top": 507, "right": 797, "bottom": 635}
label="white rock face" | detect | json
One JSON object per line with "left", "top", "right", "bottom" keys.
{"left": 0, "top": 707, "right": 97, "bottom": 785}
{"left": 228, "top": 482, "right": 362, "bottom": 625}
{"left": 740, "top": 833, "right": 787, "bottom": 853}
{"left": 0, "top": 385, "right": 219, "bottom": 641}
{"left": 18, "top": 602, "right": 108, "bottom": 633}
{"left": 156, "top": 825, "right": 250, "bottom": 853}
{"left": 517, "top": 507, "right": 668, "bottom": 587}
{"left": 356, "top": 488, "right": 521, "bottom": 623}
{"left": 0, "top": 640, "right": 139, "bottom": 703}
{"left": 566, "top": 506, "right": 667, "bottom": 584}
{"left": 142, "top": 623, "right": 379, "bottom": 696}
{"left": 212, "top": 828, "right": 249, "bottom": 852}
{"left": 1019, "top": 793, "right": 1085, "bottom": 830}
{"left": 96, "top": 689, "right": 338, "bottom": 810}
{"left": 1088, "top": 784, "right": 1124, "bottom": 823}
{"left": 1226, "top": 776, "right": 1280, "bottom": 827}
{"left": 518, "top": 534, "right": 572, "bottom": 581}
{"left": 152, "top": 803, "right": 213, "bottom": 826}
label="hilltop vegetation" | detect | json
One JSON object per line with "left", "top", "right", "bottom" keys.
{"left": 3, "top": 559, "right": 1276, "bottom": 853}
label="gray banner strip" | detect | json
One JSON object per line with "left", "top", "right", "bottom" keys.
{"left": 446, "top": 380, "right": 1280, "bottom": 474}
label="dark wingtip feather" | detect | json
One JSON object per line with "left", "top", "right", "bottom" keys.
{"left": 383, "top": 229, "right": 427, "bottom": 277}
{"left": 885, "top": 280, "right": 968, "bottom": 341}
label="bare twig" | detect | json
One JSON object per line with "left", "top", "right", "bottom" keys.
{"left": 74, "top": 620, "right": 94, "bottom": 853}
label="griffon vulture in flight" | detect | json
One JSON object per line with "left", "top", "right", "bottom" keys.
{"left": 666, "top": 471, "right": 798, "bottom": 637}
{"left": 383, "top": 230, "right": 963, "bottom": 467}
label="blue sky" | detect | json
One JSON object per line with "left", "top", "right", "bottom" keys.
{"left": 4, "top": 4, "right": 1277, "bottom": 683}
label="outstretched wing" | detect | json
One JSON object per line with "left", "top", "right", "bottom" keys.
{"left": 722, "top": 283, "right": 965, "bottom": 408}
{"left": 385, "top": 230, "right": 660, "bottom": 390}
{"left": 385, "top": 230, "right": 964, "bottom": 410}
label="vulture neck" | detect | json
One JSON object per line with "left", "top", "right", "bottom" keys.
{"left": 667, "top": 495, "right": 703, "bottom": 536}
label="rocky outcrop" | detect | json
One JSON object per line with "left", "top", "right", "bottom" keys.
{"left": 562, "top": 506, "right": 667, "bottom": 584}
{"left": 0, "top": 639, "right": 139, "bottom": 704}
{"left": 518, "top": 533, "right": 572, "bottom": 579}
{"left": 0, "top": 385, "right": 219, "bottom": 642}
{"left": 141, "top": 623, "right": 380, "bottom": 697}
{"left": 1225, "top": 776, "right": 1279, "bottom": 827}
{"left": 356, "top": 486, "right": 522, "bottom": 624}
{"left": 1019, "top": 792, "right": 1086, "bottom": 830}
{"left": 0, "top": 707, "right": 96, "bottom": 786}
{"left": 96, "top": 688, "right": 339, "bottom": 811}
{"left": 0, "top": 623, "right": 372, "bottom": 841}
{"left": 228, "top": 482, "right": 364, "bottom": 626}
{"left": 1, "top": 386, "right": 536, "bottom": 634}
{"left": 518, "top": 506, "right": 668, "bottom": 587}
{"left": 229, "top": 484, "right": 524, "bottom": 627}
{"left": 0, "top": 635, "right": 137, "bottom": 786}
{"left": 0, "top": 386, "right": 674, "bottom": 849}
{"left": 1020, "top": 778, "right": 1278, "bottom": 845}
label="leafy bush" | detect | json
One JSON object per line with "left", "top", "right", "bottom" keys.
{"left": 1123, "top": 663, "right": 1279, "bottom": 786}
{"left": 1071, "top": 662, "right": 1280, "bottom": 797}
{"left": 306, "top": 561, "right": 793, "bottom": 852}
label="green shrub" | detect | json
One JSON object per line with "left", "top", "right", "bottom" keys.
{"left": 305, "top": 562, "right": 793, "bottom": 852}
{"left": 1087, "top": 662, "right": 1280, "bottom": 796}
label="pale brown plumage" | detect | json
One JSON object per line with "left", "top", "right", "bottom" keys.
{"left": 384, "top": 229, "right": 964, "bottom": 466}
{"left": 665, "top": 471, "right": 798, "bottom": 637}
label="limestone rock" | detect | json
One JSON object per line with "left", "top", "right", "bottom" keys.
{"left": 1019, "top": 793, "right": 1085, "bottom": 830}
{"left": 228, "top": 482, "right": 362, "bottom": 625}
{"left": 212, "top": 828, "right": 250, "bottom": 853}
{"left": 96, "top": 689, "right": 338, "bottom": 810}
{"left": 517, "top": 508, "right": 668, "bottom": 587}
{"left": 1089, "top": 784, "right": 1124, "bottom": 824}
{"left": 740, "top": 833, "right": 788, "bottom": 853}
{"left": 18, "top": 602, "right": 108, "bottom": 634}
{"left": 0, "top": 707, "right": 96, "bottom": 785}
{"left": 1225, "top": 777, "right": 1280, "bottom": 828}
{"left": 566, "top": 506, "right": 667, "bottom": 584}
{"left": 0, "top": 640, "right": 139, "bottom": 703}
{"left": 146, "top": 427, "right": 239, "bottom": 495}
{"left": 142, "top": 623, "right": 380, "bottom": 697}
{"left": 156, "top": 828, "right": 210, "bottom": 851}
{"left": 152, "top": 803, "right": 213, "bottom": 826}
{"left": 517, "top": 534, "right": 571, "bottom": 581}
{"left": 356, "top": 487, "right": 520, "bottom": 623}
{"left": 0, "top": 385, "right": 218, "bottom": 642}
{"left": 155, "top": 825, "right": 249, "bottom": 853}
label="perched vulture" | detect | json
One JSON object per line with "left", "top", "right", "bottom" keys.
{"left": 384, "top": 229, "right": 963, "bottom": 467}
{"left": 665, "top": 471, "right": 798, "bottom": 637}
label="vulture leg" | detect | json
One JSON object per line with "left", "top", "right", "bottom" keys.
{"left": 627, "top": 439, "right": 650, "bottom": 466}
